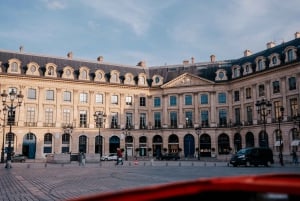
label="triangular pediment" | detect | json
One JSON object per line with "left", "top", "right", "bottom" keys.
{"left": 161, "top": 73, "right": 214, "bottom": 88}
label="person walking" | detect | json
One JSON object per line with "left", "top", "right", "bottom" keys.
{"left": 116, "top": 148, "right": 123, "bottom": 165}
{"left": 292, "top": 150, "right": 298, "bottom": 165}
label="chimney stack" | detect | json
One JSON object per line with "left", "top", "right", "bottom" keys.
{"left": 244, "top": 49, "right": 252, "bottom": 57}
{"left": 183, "top": 60, "right": 189, "bottom": 65}
{"left": 295, "top": 32, "right": 300, "bottom": 39}
{"left": 210, "top": 55, "right": 216, "bottom": 62}
{"left": 67, "top": 52, "right": 73, "bottom": 59}
{"left": 191, "top": 57, "right": 194, "bottom": 64}
{"left": 137, "top": 61, "right": 146, "bottom": 67}
{"left": 97, "top": 56, "right": 104, "bottom": 62}
{"left": 19, "top": 46, "right": 24, "bottom": 53}
{"left": 266, "top": 42, "right": 275, "bottom": 49}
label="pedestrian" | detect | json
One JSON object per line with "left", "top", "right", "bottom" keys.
{"left": 82, "top": 152, "right": 86, "bottom": 166}
{"left": 292, "top": 150, "right": 298, "bottom": 165}
{"left": 116, "top": 148, "right": 123, "bottom": 165}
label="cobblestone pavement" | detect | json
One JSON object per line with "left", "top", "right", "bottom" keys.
{"left": 0, "top": 160, "right": 299, "bottom": 201}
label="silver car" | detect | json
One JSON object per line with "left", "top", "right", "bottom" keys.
{"left": 100, "top": 153, "right": 117, "bottom": 161}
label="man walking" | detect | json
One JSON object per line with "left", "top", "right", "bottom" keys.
{"left": 116, "top": 148, "right": 123, "bottom": 165}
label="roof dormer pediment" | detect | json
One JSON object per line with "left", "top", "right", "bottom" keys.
{"left": 161, "top": 73, "right": 214, "bottom": 88}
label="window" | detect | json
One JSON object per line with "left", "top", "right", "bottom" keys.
{"left": 246, "top": 106, "right": 253, "bottom": 125}
{"left": 170, "top": 96, "right": 177, "bottom": 106}
{"left": 287, "top": 49, "right": 294, "bottom": 62}
{"left": 233, "top": 68, "right": 238, "bottom": 78}
{"left": 272, "top": 81, "right": 280, "bottom": 93}
{"left": 185, "top": 95, "right": 192, "bottom": 105}
{"left": 272, "top": 56, "right": 277, "bottom": 65}
{"left": 234, "top": 91, "right": 239, "bottom": 102}
{"left": 170, "top": 111, "right": 177, "bottom": 128}
{"left": 154, "top": 112, "right": 161, "bottom": 128}
{"left": 11, "top": 62, "right": 18, "bottom": 72}
{"left": 257, "top": 59, "right": 264, "bottom": 71}
{"left": 126, "top": 113, "right": 133, "bottom": 129}
{"left": 218, "top": 93, "right": 226, "bottom": 104}
{"left": 201, "top": 110, "right": 209, "bottom": 127}
{"left": 234, "top": 108, "right": 241, "bottom": 125}
{"left": 28, "top": 88, "right": 36, "bottom": 99}
{"left": 46, "top": 90, "right": 54, "bottom": 100}
{"left": 111, "top": 112, "right": 118, "bottom": 128}
{"left": 140, "top": 97, "right": 146, "bottom": 106}
{"left": 258, "top": 84, "right": 265, "bottom": 97}
{"left": 290, "top": 98, "right": 298, "bottom": 117}
{"left": 246, "top": 88, "right": 252, "bottom": 99}
{"left": 219, "top": 109, "right": 227, "bottom": 126}
{"left": 95, "top": 94, "right": 103, "bottom": 104}
{"left": 63, "top": 109, "right": 71, "bottom": 124}
{"left": 81, "top": 70, "right": 87, "bottom": 79}
{"left": 288, "top": 77, "right": 296, "bottom": 90}
{"left": 48, "top": 66, "right": 54, "bottom": 75}
{"left": 111, "top": 95, "right": 118, "bottom": 104}
{"left": 185, "top": 111, "right": 193, "bottom": 128}
{"left": 79, "top": 110, "right": 87, "bottom": 128}
{"left": 44, "top": 133, "right": 52, "bottom": 145}
{"left": 200, "top": 94, "right": 208, "bottom": 104}
{"left": 274, "top": 101, "right": 282, "bottom": 120}
{"left": 155, "top": 77, "right": 160, "bottom": 83}
{"left": 125, "top": 96, "right": 132, "bottom": 105}
{"left": 45, "top": 108, "right": 53, "bottom": 124}
{"left": 154, "top": 97, "right": 161, "bottom": 107}
{"left": 63, "top": 91, "right": 72, "bottom": 102}
{"left": 26, "top": 107, "right": 35, "bottom": 123}
{"left": 80, "top": 93, "right": 88, "bottom": 103}
{"left": 140, "top": 113, "right": 146, "bottom": 129}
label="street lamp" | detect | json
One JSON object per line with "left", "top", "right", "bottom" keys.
{"left": 278, "top": 106, "right": 284, "bottom": 166}
{"left": 94, "top": 111, "right": 106, "bottom": 162}
{"left": 195, "top": 127, "right": 201, "bottom": 160}
{"left": 122, "top": 128, "right": 130, "bottom": 161}
{"left": 256, "top": 99, "right": 272, "bottom": 147}
{"left": 1, "top": 107, "right": 7, "bottom": 163}
{"left": 1, "top": 89, "right": 24, "bottom": 168}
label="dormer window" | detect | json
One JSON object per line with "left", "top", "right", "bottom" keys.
{"left": 215, "top": 69, "right": 227, "bottom": 81}
{"left": 255, "top": 57, "right": 266, "bottom": 71}
{"left": 272, "top": 56, "right": 277, "bottom": 65}
{"left": 268, "top": 53, "right": 280, "bottom": 67}
{"left": 232, "top": 65, "right": 241, "bottom": 79}
{"left": 11, "top": 62, "right": 18, "bottom": 72}
{"left": 284, "top": 46, "right": 297, "bottom": 63}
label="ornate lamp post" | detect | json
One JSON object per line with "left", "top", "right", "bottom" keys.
{"left": 1, "top": 89, "right": 24, "bottom": 168}
{"left": 1, "top": 107, "right": 7, "bottom": 163}
{"left": 195, "top": 127, "right": 201, "bottom": 160}
{"left": 94, "top": 111, "right": 106, "bottom": 162}
{"left": 255, "top": 99, "right": 272, "bottom": 147}
{"left": 122, "top": 128, "right": 130, "bottom": 161}
{"left": 278, "top": 106, "right": 284, "bottom": 166}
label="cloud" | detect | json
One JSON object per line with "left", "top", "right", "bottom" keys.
{"left": 43, "top": 0, "right": 66, "bottom": 10}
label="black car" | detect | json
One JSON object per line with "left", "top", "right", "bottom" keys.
{"left": 12, "top": 154, "right": 26, "bottom": 162}
{"left": 158, "top": 153, "right": 180, "bottom": 160}
{"left": 229, "top": 147, "right": 274, "bottom": 167}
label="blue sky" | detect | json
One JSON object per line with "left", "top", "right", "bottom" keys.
{"left": 1, "top": 0, "right": 300, "bottom": 67}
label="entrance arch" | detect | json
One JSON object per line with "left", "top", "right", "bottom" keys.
{"left": 23, "top": 132, "right": 36, "bottom": 159}
{"left": 152, "top": 135, "right": 163, "bottom": 157}
{"left": 184, "top": 134, "right": 195, "bottom": 158}
{"left": 200, "top": 134, "right": 211, "bottom": 157}
{"left": 79, "top": 135, "right": 87, "bottom": 153}
{"left": 109, "top": 135, "right": 120, "bottom": 153}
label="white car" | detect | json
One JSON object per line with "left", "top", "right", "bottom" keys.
{"left": 101, "top": 153, "right": 117, "bottom": 161}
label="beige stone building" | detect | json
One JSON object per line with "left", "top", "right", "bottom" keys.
{"left": 0, "top": 32, "right": 300, "bottom": 162}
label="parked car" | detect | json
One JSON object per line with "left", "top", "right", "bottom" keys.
{"left": 11, "top": 154, "right": 26, "bottom": 162}
{"left": 158, "top": 153, "right": 180, "bottom": 160}
{"left": 101, "top": 153, "right": 118, "bottom": 161}
{"left": 229, "top": 147, "right": 274, "bottom": 167}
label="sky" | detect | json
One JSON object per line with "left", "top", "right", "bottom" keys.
{"left": 1, "top": 0, "right": 300, "bottom": 67}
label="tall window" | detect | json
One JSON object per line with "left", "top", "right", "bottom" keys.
{"left": 201, "top": 110, "right": 209, "bottom": 127}
{"left": 234, "top": 91, "right": 239, "bottom": 102}
{"left": 46, "top": 90, "right": 54, "bottom": 100}
{"left": 111, "top": 112, "right": 118, "bottom": 128}
{"left": 125, "top": 96, "right": 132, "bottom": 105}
{"left": 290, "top": 98, "right": 298, "bottom": 117}
{"left": 63, "top": 109, "right": 71, "bottom": 124}
{"left": 258, "top": 84, "right": 265, "bottom": 97}
{"left": 45, "top": 108, "right": 53, "bottom": 124}
{"left": 257, "top": 59, "right": 264, "bottom": 71}
{"left": 287, "top": 49, "right": 294, "bottom": 62}
{"left": 95, "top": 94, "right": 103, "bottom": 104}
{"left": 272, "top": 81, "right": 280, "bottom": 93}
{"left": 218, "top": 93, "right": 226, "bottom": 104}
{"left": 200, "top": 94, "right": 208, "bottom": 104}
{"left": 154, "top": 112, "right": 161, "bottom": 128}
{"left": 126, "top": 113, "right": 133, "bottom": 128}
{"left": 185, "top": 111, "right": 193, "bottom": 128}
{"left": 246, "top": 106, "right": 253, "bottom": 125}
{"left": 185, "top": 95, "right": 192, "bottom": 105}
{"left": 28, "top": 88, "right": 36, "bottom": 99}
{"left": 11, "top": 62, "right": 18, "bottom": 72}
{"left": 26, "top": 107, "right": 35, "bottom": 123}
{"left": 80, "top": 93, "right": 88, "bottom": 103}
{"left": 234, "top": 108, "right": 241, "bottom": 125}
{"left": 111, "top": 95, "right": 118, "bottom": 104}
{"left": 140, "top": 113, "right": 146, "bottom": 129}
{"left": 63, "top": 91, "right": 72, "bottom": 102}
{"left": 140, "top": 97, "right": 146, "bottom": 106}
{"left": 170, "top": 111, "right": 177, "bottom": 128}
{"left": 246, "top": 88, "right": 252, "bottom": 99}
{"left": 79, "top": 110, "right": 87, "bottom": 128}
{"left": 170, "top": 96, "right": 177, "bottom": 106}
{"left": 288, "top": 77, "right": 296, "bottom": 90}
{"left": 219, "top": 109, "right": 227, "bottom": 126}
{"left": 154, "top": 97, "right": 161, "bottom": 107}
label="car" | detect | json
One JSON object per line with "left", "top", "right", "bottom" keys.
{"left": 158, "top": 153, "right": 180, "bottom": 160}
{"left": 229, "top": 147, "right": 274, "bottom": 167}
{"left": 101, "top": 153, "right": 117, "bottom": 161}
{"left": 11, "top": 154, "right": 26, "bottom": 162}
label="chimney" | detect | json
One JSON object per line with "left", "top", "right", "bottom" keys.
{"left": 19, "top": 46, "right": 24, "bottom": 53}
{"left": 137, "top": 61, "right": 146, "bottom": 67}
{"left": 210, "top": 55, "right": 216, "bottom": 62}
{"left": 266, "top": 42, "right": 275, "bottom": 49}
{"left": 244, "top": 49, "right": 252, "bottom": 57}
{"left": 295, "top": 32, "right": 300, "bottom": 39}
{"left": 97, "top": 56, "right": 104, "bottom": 62}
{"left": 191, "top": 57, "right": 194, "bottom": 64}
{"left": 67, "top": 52, "right": 73, "bottom": 59}
{"left": 183, "top": 60, "right": 189, "bottom": 65}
